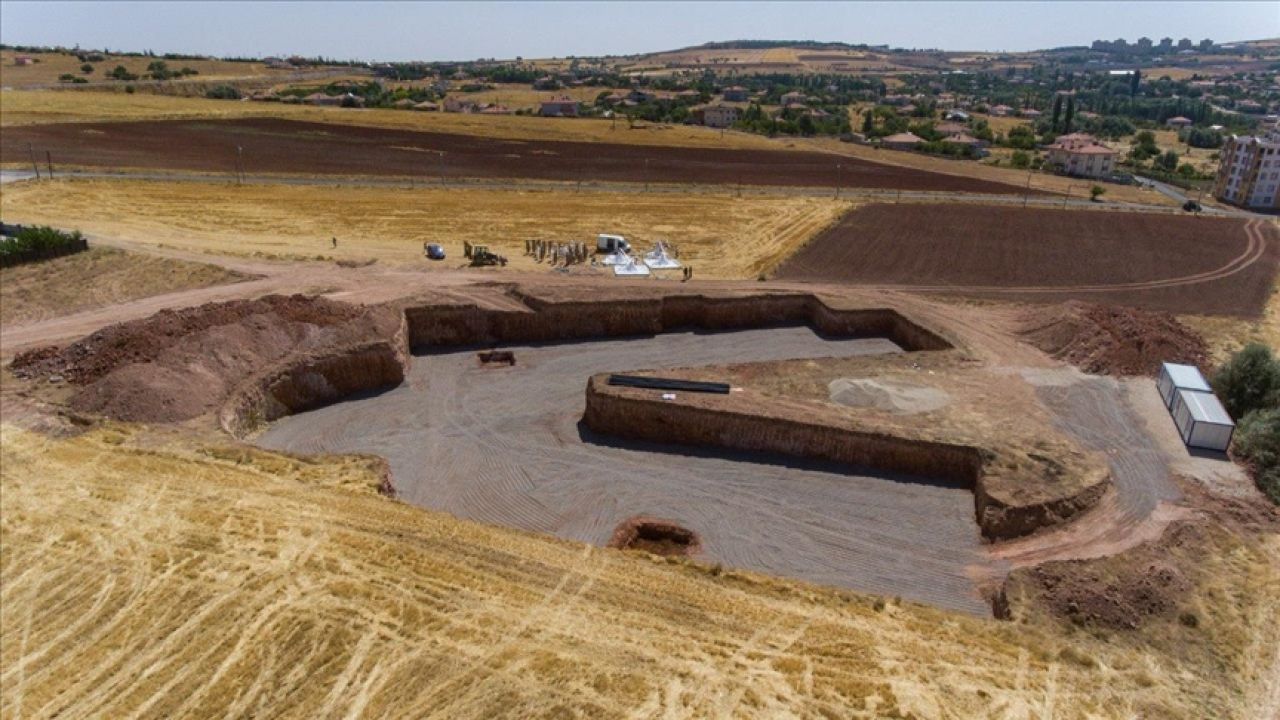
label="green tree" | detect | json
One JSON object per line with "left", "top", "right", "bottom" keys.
{"left": 146, "top": 59, "right": 173, "bottom": 79}
{"left": 109, "top": 65, "right": 138, "bottom": 81}
{"left": 1157, "top": 150, "right": 1179, "bottom": 172}
{"left": 1010, "top": 150, "right": 1031, "bottom": 169}
{"left": 79, "top": 62, "right": 94, "bottom": 74}
{"left": 1063, "top": 96, "right": 1075, "bottom": 133}
{"left": 861, "top": 110, "right": 873, "bottom": 133}
{"left": 1130, "top": 68, "right": 1141, "bottom": 96}
{"left": 1233, "top": 409, "right": 1280, "bottom": 503}
{"left": 1089, "top": 185, "right": 1106, "bottom": 201}
{"left": 1213, "top": 343, "right": 1280, "bottom": 420}
{"left": 1051, "top": 94, "right": 1063, "bottom": 130}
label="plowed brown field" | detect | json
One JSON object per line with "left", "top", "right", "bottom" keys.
{"left": 774, "top": 204, "right": 1279, "bottom": 316}
{"left": 1, "top": 118, "right": 1031, "bottom": 194}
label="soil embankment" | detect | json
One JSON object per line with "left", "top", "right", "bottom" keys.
{"left": 11, "top": 295, "right": 405, "bottom": 423}
{"left": 2, "top": 118, "right": 1034, "bottom": 195}
{"left": 403, "top": 288, "right": 953, "bottom": 353}
{"left": 583, "top": 376, "right": 1109, "bottom": 540}
{"left": 774, "top": 205, "right": 1277, "bottom": 316}
{"left": 1019, "top": 302, "right": 1209, "bottom": 376}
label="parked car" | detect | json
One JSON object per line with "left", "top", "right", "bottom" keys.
{"left": 425, "top": 243, "right": 446, "bottom": 260}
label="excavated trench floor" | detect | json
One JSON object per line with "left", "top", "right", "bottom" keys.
{"left": 257, "top": 326, "right": 992, "bottom": 614}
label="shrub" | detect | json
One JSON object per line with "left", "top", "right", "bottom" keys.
{"left": 1090, "top": 185, "right": 1106, "bottom": 201}
{"left": 1010, "top": 150, "right": 1031, "bottom": 169}
{"left": 1213, "top": 343, "right": 1280, "bottom": 419}
{"left": 0, "top": 225, "right": 88, "bottom": 267}
{"left": 80, "top": 63, "right": 94, "bottom": 74}
{"left": 205, "top": 85, "right": 242, "bottom": 100}
{"left": 108, "top": 65, "right": 138, "bottom": 81}
{"left": 1233, "top": 408, "right": 1280, "bottom": 503}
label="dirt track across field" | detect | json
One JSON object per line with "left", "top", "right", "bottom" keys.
{"left": 774, "top": 204, "right": 1279, "bottom": 316}
{"left": 1, "top": 118, "right": 1034, "bottom": 194}
{"left": 257, "top": 327, "right": 995, "bottom": 615}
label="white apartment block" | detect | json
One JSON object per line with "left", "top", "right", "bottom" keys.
{"left": 1213, "top": 123, "right": 1280, "bottom": 211}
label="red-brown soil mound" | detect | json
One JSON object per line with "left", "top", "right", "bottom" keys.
{"left": 12, "top": 295, "right": 398, "bottom": 423}
{"left": 608, "top": 516, "right": 702, "bottom": 557}
{"left": 1015, "top": 537, "right": 1192, "bottom": 631}
{"left": 1019, "top": 302, "right": 1208, "bottom": 376}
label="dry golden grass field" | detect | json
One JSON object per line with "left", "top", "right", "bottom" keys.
{"left": 2, "top": 423, "right": 1276, "bottom": 719}
{"left": 0, "top": 246, "right": 249, "bottom": 326}
{"left": 0, "top": 50, "right": 291, "bottom": 88}
{"left": 0, "top": 90, "right": 784, "bottom": 150}
{"left": 0, "top": 179, "right": 848, "bottom": 279}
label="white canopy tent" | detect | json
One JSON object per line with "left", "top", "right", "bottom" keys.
{"left": 643, "top": 241, "right": 681, "bottom": 270}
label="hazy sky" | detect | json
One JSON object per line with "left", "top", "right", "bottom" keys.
{"left": 1, "top": 1, "right": 1275, "bottom": 61}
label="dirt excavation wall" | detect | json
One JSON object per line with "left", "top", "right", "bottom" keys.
{"left": 212, "top": 290, "right": 952, "bottom": 436}
{"left": 404, "top": 291, "right": 954, "bottom": 353}
{"left": 583, "top": 378, "right": 1109, "bottom": 540}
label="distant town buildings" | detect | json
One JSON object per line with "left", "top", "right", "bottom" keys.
{"left": 539, "top": 96, "right": 580, "bottom": 117}
{"left": 699, "top": 105, "right": 739, "bottom": 128}
{"left": 721, "top": 86, "right": 749, "bottom": 102}
{"left": 880, "top": 132, "right": 925, "bottom": 150}
{"left": 1213, "top": 122, "right": 1280, "bottom": 210}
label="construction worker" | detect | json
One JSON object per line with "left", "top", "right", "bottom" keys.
{"left": 331, "top": 236, "right": 337, "bottom": 248}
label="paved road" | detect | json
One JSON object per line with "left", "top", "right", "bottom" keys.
{"left": 258, "top": 327, "right": 994, "bottom": 615}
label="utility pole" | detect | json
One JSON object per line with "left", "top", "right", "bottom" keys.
{"left": 45, "top": 150, "right": 54, "bottom": 179}
{"left": 835, "top": 163, "right": 841, "bottom": 199}
{"left": 438, "top": 151, "right": 446, "bottom": 185}
{"left": 1062, "top": 184, "right": 1072, "bottom": 208}
{"left": 1022, "top": 169, "right": 1032, "bottom": 208}
{"left": 235, "top": 145, "right": 244, "bottom": 185}
{"left": 28, "top": 143, "right": 40, "bottom": 179}
{"left": 644, "top": 157, "right": 650, "bottom": 192}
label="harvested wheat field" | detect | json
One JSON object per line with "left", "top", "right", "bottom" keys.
{"left": 0, "top": 90, "right": 787, "bottom": 150}
{"left": 0, "top": 118, "right": 1032, "bottom": 194}
{"left": 0, "top": 179, "right": 849, "bottom": 277}
{"left": 3, "top": 423, "right": 1278, "bottom": 719}
{"left": 774, "top": 204, "right": 1279, "bottom": 316}
{"left": 0, "top": 246, "right": 251, "bottom": 326}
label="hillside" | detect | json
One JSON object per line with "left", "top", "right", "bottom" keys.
{"left": 2, "top": 423, "right": 1277, "bottom": 718}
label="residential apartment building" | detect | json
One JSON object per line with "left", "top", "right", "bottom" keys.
{"left": 1213, "top": 123, "right": 1280, "bottom": 211}
{"left": 1042, "top": 133, "right": 1117, "bottom": 178}
{"left": 700, "top": 105, "right": 739, "bottom": 129}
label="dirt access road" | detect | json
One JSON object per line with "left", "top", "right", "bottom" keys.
{"left": 2, "top": 118, "right": 1033, "bottom": 195}
{"left": 775, "top": 204, "right": 1279, "bottom": 316}
{"left": 257, "top": 327, "right": 995, "bottom": 615}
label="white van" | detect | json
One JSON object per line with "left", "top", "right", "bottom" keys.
{"left": 596, "top": 234, "right": 630, "bottom": 253}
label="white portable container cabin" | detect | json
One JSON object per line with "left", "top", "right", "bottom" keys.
{"left": 1157, "top": 362, "right": 1211, "bottom": 409}
{"left": 1170, "top": 389, "right": 1235, "bottom": 452}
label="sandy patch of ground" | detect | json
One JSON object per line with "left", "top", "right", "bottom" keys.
{"left": 0, "top": 179, "right": 848, "bottom": 279}
{"left": 828, "top": 377, "right": 951, "bottom": 414}
{"left": 0, "top": 246, "right": 250, "bottom": 326}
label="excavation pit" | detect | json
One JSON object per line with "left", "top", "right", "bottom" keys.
{"left": 477, "top": 349, "right": 516, "bottom": 366}
{"left": 609, "top": 517, "right": 701, "bottom": 557}
{"left": 256, "top": 325, "right": 995, "bottom": 616}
